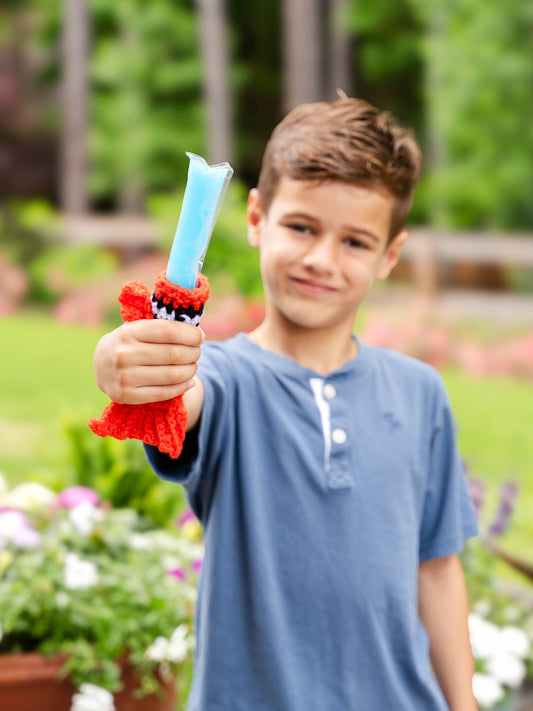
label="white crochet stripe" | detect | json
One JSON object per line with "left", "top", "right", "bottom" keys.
{"left": 151, "top": 296, "right": 203, "bottom": 325}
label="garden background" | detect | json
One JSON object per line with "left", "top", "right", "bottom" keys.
{"left": 1, "top": 1, "right": 533, "bottom": 709}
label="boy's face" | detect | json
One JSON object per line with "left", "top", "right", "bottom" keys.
{"left": 247, "top": 177, "right": 407, "bottom": 335}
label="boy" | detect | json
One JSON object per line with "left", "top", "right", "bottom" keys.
{"left": 94, "top": 98, "right": 479, "bottom": 710}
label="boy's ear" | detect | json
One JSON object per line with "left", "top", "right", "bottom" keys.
{"left": 376, "top": 230, "right": 408, "bottom": 281}
{"left": 247, "top": 188, "right": 264, "bottom": 248}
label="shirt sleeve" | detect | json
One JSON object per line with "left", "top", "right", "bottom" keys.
{"left": 144, "top": 343, "right": 232, "bottom": 524}
{"left": 419, "top": 378, "right": 479, "bottom": 561}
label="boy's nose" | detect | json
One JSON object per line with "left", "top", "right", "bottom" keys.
{"left": 302, "top": 237, "right": 337, "bottom": 272}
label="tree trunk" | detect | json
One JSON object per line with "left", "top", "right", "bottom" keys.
{"left": 282, "top": 0, "right": 322, "bottom": 112}
{"left": 424, "top": 3, "right": 449, "bottom": 226}
{"left": 118, "top": 19, "right": 145, "bottom": 214}
{"left": 325, "top": 0, "right": 353, "bottom": 99}
{"left": 60, "top": 0, "right": 89, "bottom": 214}
{"left": 196, "top": 0, "right": 233, "bottom": 164}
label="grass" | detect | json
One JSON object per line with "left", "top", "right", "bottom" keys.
{"left": 0, "top": 312, "right": 109, "bottom": 486}
{"left": 445, "top": 368, "right": 533, "bottom": 561}
{"left": 1, "top": 311, "right": 532, "bottom": 558}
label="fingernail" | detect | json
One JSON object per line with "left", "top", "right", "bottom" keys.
{"left": 199, "top": 327, "right": 206, "bottom": 342}
{"left": 186, "top": 379, "right": 196, "bottom": 390}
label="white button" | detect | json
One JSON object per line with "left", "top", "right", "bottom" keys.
{"left": 331, "top": 428, "right": 347, "bottom": 445}
{"left": 323, "top": 384, "right": 337, "bottom": 400}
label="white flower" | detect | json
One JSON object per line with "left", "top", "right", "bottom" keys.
{"left": 472, "top": 672, "right": 504, "bottom": 708}
{"left": 473, "top": 600, "right": 492, "bottom": 618}
{"left": 0, "top": 482, "right": 55, "bottom": 512}
{"left": 145, "top": 635, "right": 169, "bottom": 662}
{"left": 161, "top": 554, "right": 183, "bottom": 573}
{"left": 499, "top": 626, "right": 531, "bottom": 659}
{"left": 69, "top": 503, "right": 104, "bottom": 537}
{"left": 168, "top": 624, "right": 190, "bottom": 663}
{"left": 56, "top": 591, "right": 70, "bottom": 608}
{"left": 468, "top": 614, "right": 501, "bottom": 660}
{"left": 502, "top": 605, "right": 522, "bottom": 623}
{"left": 486, "top": 653, "right": 527, "bottom": 689}
{"left": 129, "top": 533, "right": 154, "bottom": 551}
{"left": 64, "top": 552, "right": 99, "bottom": 590}
{"left": 71, "top": 683, "right": 115, "bottom": 711}
{"left": 145, "top": 625, "right": 192, "bottom": 664}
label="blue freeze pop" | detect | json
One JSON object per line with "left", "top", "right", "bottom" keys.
{"left": 166, "top": 152, "right": 234, "bottom": 289}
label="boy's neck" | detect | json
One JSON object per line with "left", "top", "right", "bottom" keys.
{"left": 248, "top": 320, "right": 358, "bottom": 376}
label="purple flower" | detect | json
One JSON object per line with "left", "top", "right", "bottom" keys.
{"left": 56, "top": 486, "right": 99, "bottom": 509}
{"left": 168, "top": 567, "right": 186, "bottom": 581}
{"left": 498, "top": 483, "right": 519, "bottom": 503}
{"left": 488, "top": 483, "right": 519, "bottom": 537}
{"left": 468, "top": 478, "right": 487, "bottom": 518}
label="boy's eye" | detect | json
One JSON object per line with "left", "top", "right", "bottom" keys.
{"left": 345, "top": 237, "right": 368, "bottom": 249}
{"left": 287, "top": 223, "right": 313, "bottom": 235}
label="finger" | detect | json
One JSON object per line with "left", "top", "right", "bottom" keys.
{"left": 127, "top": 319, "right": 204, "bottom": 347}
{"left": 117, "top": 381, "right": 195, "bottom": 405}
{"left": 126, "top": 363, "right": 199, "bottom": 388}
{"left": 119, "top": 343, "right": 202, "bottom": 368}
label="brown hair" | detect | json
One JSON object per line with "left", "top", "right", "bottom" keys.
{"left": 257, "top": 97, "right": 422, "bottom": 241}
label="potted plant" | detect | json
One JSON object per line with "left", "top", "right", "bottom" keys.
{"left": 0, "top": 478, "right": 203, "bottom": 711}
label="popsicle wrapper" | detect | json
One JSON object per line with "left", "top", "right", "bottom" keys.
{"left": 88, "top": 272, "right": 209, "bottom": 458}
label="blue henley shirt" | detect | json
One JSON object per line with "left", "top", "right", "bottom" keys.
{"left": 146, "top": 333, "right": 478, "bottom": 711}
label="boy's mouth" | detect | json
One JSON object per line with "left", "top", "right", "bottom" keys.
{"left": 290, "top": 277, "right": 336, "bottom": 296}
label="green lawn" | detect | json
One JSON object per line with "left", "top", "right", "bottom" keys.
{"left": 445, "top": 368, "right": 533, "bottom": 560}
{"left": 1, "top": 312, "right": 532, "bottom": 557}
{"left": 0, "top": 312, "right": 109, "bottom": 486}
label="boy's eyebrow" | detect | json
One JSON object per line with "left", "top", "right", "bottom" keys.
{"left": 345, "top": 227, "right": 380, "bottom": 244}
{"left": 280, "top": 211, "right": 318, "bottom": 223}
{"left": 280, "top": 212, "right": 380, "bottom": 244}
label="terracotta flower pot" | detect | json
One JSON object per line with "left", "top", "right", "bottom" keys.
{"left": 0, "top": 652, "right": 177, "bottom": 711}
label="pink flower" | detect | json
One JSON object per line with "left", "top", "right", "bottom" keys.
{"left": 192, "top": 559, "right": 203, "bottom": 574}
{"left": 0, "top": 510, "right": 41, "bottom": 548}
{"left": 56, "top": 486, "right": 99, "bottom": 509}
{"left": 177, "top": 510, "right": 197, "bottom": 527}
{"left": 168, "top": 567, "right": 186, "bottom": 580}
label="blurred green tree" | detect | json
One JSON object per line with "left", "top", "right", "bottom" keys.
{"left": 350, "top": 0, "right": 533, "bottom": 230}
{"left": 410, "top": 0, "right": 533, "bottom": 230}
{"left": 3, "top": 0, "right": 533, "bottom": 234}
{"left": 89, "top": 0, "right": 204, "bottom": 210}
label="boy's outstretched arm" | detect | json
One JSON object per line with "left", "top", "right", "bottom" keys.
{"left": 93, "top": 319, "right": 205, "bottom": 431}
{"left": 418, "top": 554, "right": 478, "bottom": 711}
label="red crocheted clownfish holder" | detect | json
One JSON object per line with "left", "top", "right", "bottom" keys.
{"left": 88, "top": 271, "right": 209, "bottom": 459}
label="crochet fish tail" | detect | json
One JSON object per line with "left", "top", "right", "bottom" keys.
{"left": 88, "top": 272, "right": 209, "bottom": 458}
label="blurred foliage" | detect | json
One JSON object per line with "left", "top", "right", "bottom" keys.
{"left": 349, "top": 0, "right": 424, "bottom": 131}
{"left": 227, "top": 0, "right": 282, "bottom": 186}
{"left": 0, "top": 199, "right": 119, "bottom": 305}
{"left": 61, "top": 417, "right": 187, "bottom": 529}
{"left": 0, "top": 200, "right": 57, "bottom": 268}
{"left": 1, "top": 0, "right": 532, "bottom": 279}
{"left": 88, "top": 0, "right": 204, "bottom": 207}
{"left": 351, "top": 0, "right": 533, "bottom": 230}
{"left": 419, "top": 0, "right": 533, "bottom": 230}
{"left": 30, "top": 243, "right": 118, "bottom": 303}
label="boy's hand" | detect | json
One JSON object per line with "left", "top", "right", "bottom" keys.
{"left": 94, "top": 319, "right": 204, "bottom": 405}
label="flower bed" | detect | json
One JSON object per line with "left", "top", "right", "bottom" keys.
{"left": 0, "top": 479, "right": 202, "bottom": 707}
